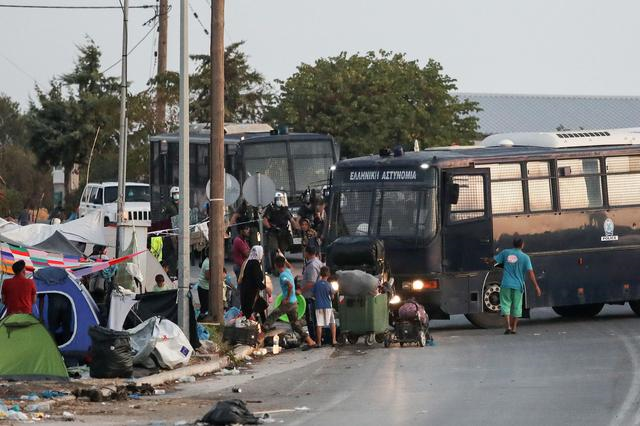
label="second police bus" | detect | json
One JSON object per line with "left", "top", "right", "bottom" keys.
{"left": 326, "top": 129, "right": 640, "bottom": 327}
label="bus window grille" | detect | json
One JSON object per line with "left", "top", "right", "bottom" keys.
{"left": 450, "top": 175, "right": 485, "bottom": 221}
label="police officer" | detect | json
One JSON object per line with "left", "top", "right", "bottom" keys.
{"left": 161, "top": 186, "right": 180, "bottom": 277}
{"left": 263, "top": 192, "right": 299, "bottom": 273}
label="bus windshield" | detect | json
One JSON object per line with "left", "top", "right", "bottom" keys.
{"left": 104, "top": 185, "right": 151, "bottom": 204}
{"left": 243, "top": 139, "right": 334, "bottom": 194}
{"left": 332, "top": 188, "right": 437, "bottom": 241}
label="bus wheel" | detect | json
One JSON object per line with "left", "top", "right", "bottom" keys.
{"left": 630, "top": 301, "right": 640, "bottom": 316}
{"left": 465, "top": 282, "right": 503, "bottom": 329}
{"left": 552, "top": 303, "right": 604, "bottom": 318}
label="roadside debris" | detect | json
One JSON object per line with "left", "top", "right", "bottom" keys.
{"left": 200, "top": 399, "right": 260, "bottom": 425}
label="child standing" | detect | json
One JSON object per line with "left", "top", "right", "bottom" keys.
{"left": 313, "top": 266, "right": 337, "bottom": 347}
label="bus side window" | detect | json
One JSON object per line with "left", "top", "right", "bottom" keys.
{"left": 449, "top": 175, "right": 485, "bottom": 222}
{"left": 606, "top": 156, "right": 640, "bottom": 207}
{"left": 557, "top": 158, "right": 603, "bottom": 209}
{"left": 527, "top": 161, "right": 553, "bottom": 212}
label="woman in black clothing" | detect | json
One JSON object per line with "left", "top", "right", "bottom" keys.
{"left": 239, "top": 246, "right": 267, "bottom": 321}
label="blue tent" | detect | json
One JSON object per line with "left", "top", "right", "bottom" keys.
{"left": 33, "top": 267, "right": 100, "bottom": 360}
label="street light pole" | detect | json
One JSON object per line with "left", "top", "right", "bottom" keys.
{"left": 208, "top": 0, "right": 225, "bottom": 323}
{"left": 177, "top": 0, "right": 191, "bottom": 337}
{"left": 116, "top": 0, "right": 128, "bottom": 257}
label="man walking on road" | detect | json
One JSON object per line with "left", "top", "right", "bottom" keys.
{"left": 491, "top": 238, "right": 542, "bottom": 335}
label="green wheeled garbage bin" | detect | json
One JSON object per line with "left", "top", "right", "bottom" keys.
{"left": 338, "top": 293, "right": 389, "bottom": 345}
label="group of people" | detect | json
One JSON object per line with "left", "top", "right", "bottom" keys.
{"left": 227, "top": 224, "right": 337, "bottom": 349}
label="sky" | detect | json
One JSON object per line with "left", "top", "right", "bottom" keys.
{"left": 1, "top": 0, "right": 639, "bottom": 109}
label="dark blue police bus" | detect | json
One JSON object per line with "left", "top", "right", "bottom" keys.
{"left": 149, "top": 124, "right": 339, "bottom": 223}
{"left": 326, "top": 130, "right": 640, "bottom": 327}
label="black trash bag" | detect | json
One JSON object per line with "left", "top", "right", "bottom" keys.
{"left": 201, "top": 399, "right": 260, "bottom": 425}
{"left": 326, "top": 236, "right": 385, "bottom": 275}
{"left": 88, "top": 326, "right": 133, "bottom": 378}
{"left": 280, "top": 332, "right": 300, "bottom": 349}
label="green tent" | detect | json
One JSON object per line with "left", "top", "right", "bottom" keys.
{"left": 0, "top": 314, "right": 69, "bottom": 381}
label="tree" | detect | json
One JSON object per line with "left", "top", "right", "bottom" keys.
{"left": 149, "top": 41, "right": 274, "bottom": 125}
{"left": 0, "top": 94, "right": 27, "bottom": 146}
{"left": 268, "top": 51, "right": 481, "bottom": 157}
{"left": 27, "top": 39, "right": 120, "bottom": 194}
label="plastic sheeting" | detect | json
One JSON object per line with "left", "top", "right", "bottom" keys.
{"left": 0, "top": 211, "right": 107, "bottom": 246}
{"left": 127, "top": 316, "right": 193, "bottom": 369}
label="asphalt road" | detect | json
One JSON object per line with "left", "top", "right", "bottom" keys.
{"left": 176, "top": 304, "right": 640, "bottom": 426}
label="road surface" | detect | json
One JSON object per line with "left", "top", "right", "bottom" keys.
{"left": 71, "top": 304, "right": 640, "bottom": 426}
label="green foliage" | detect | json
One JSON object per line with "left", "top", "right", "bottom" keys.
{"left": 0, "top": 144, "right": 52, "bottom": 216}
{"left": 0, "top": 94, "right": 27, "bottom": 146}
{"left": 149, "top": 41, "right": 274, "bottom": 125}
{"left": 268, "top": 50, "right": 481, "bottom": 157}
{"left": 27, "top": 39, "right": 120, "bottom": 189}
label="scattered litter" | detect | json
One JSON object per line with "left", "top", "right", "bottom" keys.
{"left": 533, "top": 333, "right": 541, "bottom": 336}
{"left": 294, "top": 406, "right": 310, "bottom": 411}
{"left": 41, "top": 390, "right": 68, "bottom": 399}
{"left": 244, "top": 355, "right": 253, "bottom": 361}
{"left": 154, "top": 389, "right": 166, "bottom": 395}
{"left": 215, "top": 368, "right": 241, "bottom": 376}
{"left": 26, "top": 402, "right": 51, "bottom": 412}
{"left": 62, "top": 411, "right": 75, "bottom": 421}
{"left": 200, "top": 399, "right": 260, "bottom": 425}
{"left": 232, "top": 387, "right": 242, "bottom": 393}
{"left": 129, "top": 393, "right": 141, "bottom": 400}
{"left": 253, "top": 348, "right": 268, "bottom": 357}
{"left": 262, "top": 413, "right": 275, "bottom": 423}
{"left": 7, "top": 411, "right": 29, "bottom": 421}
{"left": 427, "top": 338, "right": 436, "bottom": 347}
{"left": 178, "top": 375, "right": 196, "bottom": 383}
{"left": 31, "top": 412, "right": 46, "bottom": 420}
{"left": 20, "top": 393, "right": 40, "bottom": 401}
{"left": 175, "top": 421, "right": 189, "bottom": 426}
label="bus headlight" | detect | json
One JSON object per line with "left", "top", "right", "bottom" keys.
{"left": 389, "top": 295, "right": 401, "bottom": 305}
{"left": 331, "top": 281, "right": 339, "bottom": 292}
{"left": 412, "top": 280, "right": 425, "bottom": 290}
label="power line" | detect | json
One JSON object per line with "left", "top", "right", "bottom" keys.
{"left": 103, "top": 21, "right": 158, "bottom": 74}
{"left": 0, "top": 3, "right": 154, "bottom": 9}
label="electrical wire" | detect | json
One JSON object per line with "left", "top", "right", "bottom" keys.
{"left": 0, "top": 3, "right": 154, "bottom": 9}
{"left": 103, "top": 21, "right": 158, "bottom": 74}
{"left": 189, "top": 2, "right": 209, "bottom": 35}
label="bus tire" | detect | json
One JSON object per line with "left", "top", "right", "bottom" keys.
{"left": 552, "top": 303, "right": 604, "bottom": 318}
{"left": 465, "top": 281, "right": 504, "bottom": 329}
{"left": 630, "top": 301, "right": 640, "bottom": 316}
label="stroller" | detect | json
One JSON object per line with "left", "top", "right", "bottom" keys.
{"left": 385, "top": 299, "right": 430, "bottom": 347}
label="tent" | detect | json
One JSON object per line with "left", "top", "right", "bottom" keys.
{"left": 33, "top": 267, "right": 100, "bottom": 359}
{"left": 32, "top": 231, "right": 85, "bottom": 258}
{"left": 0, "top": 314, "right": 69, "bottom": 381}
{"left": 0, "top": 211, "right": 107, "bottom": 247}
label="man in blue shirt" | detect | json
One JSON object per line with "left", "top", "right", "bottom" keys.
{"left": 492, "top": 238, "right": 542, "bottom": 335}
{"left": 263, "top": 256, "right": 316, "bottom": 350}
{"left": 312, "top": 266, "right": 337, "bottom": 347}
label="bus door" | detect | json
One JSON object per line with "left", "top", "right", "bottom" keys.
{"left": 443, "top": 168, "right": 493, "bottom": 272}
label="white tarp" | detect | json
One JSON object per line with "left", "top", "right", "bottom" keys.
{"left": 0, "top": 211, "right": 107, "bottom": 247}
{"left": 0, "top": 218, "right": 19, "bottom": 233}
{"left": 127, "top": 316, "right": 193, "bottom": 370}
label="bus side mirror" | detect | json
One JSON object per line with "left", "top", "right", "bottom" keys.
{"left": 446, "top": 183, "right": 460, "bottom": 205}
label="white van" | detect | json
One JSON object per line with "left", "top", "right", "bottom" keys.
{"left": 79, "top": 182, "right": 151, "bottom": 225}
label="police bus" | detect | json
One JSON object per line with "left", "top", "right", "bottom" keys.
{"left": 149, "top": 124, "right": 339, "bottom": 222}
{"left": 326, "top": 130, "right": 640, "bottom": 327}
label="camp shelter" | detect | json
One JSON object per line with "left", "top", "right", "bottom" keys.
{"left": 0, "top": 211, "right": 107, "bottom": 247}
{"left": 122, "top": 289, "right": 201, "bottom": 350}
{"left": 33, "top": 267, "right": 100, "bottom": 359}
{"left": 32, "top": 231, "right": 85, "bottom": 258}
{"left": 0, "top": 314, "right": 69, "bottom": 381}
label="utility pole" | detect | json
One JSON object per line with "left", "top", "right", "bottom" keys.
{"left": 116, "top": 0, "right": 129, "bottom": 257}
{"left": 209, "top": 0, "right": 225, "bottom": 323}
{"left": 155, "top": 0, "right": 168, "bottom": 132}
{"left": 177, "top": 0, "right": 191, "bottom": 337}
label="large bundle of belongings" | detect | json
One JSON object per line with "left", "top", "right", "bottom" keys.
{"left": 326, "top": 236, "right": 386, "bottom": 276}
{"left": 398, "top": 300, "right": 429, "bottom": 326}
{"left": 128, "top": 316, "right": 194, "bottom": 370}
{"left": 0, "top": 314, "right": 69, "bottom": 381}
{"left": 118, "top": 289, "right": 201, "bottom": 350}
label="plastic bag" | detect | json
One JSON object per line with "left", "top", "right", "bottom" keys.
{"left": 336, "top": 270, "right": 379, "bottom": 296}
{"left": 200, "top": 399, "right": 260, "bottom": 425}
{"left": 89, "top": 326, "right": 133, "bottom": 378}
{"left": 153, "top": 319, "right": 194, "bottom": 369}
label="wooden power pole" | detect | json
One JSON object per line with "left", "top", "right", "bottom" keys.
{"left": 209, "top": 0, "right": 225, "bottom": 323}
{"left": 155, "top": 0, "right": 169, "bottom": 132}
